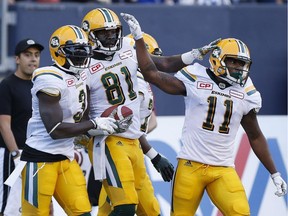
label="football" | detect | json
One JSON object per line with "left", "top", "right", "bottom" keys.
{"left": 101, "top": 105, "right": 133, "bottom": 120}
{"left": 74, "top": 149, "right": 83, "bottom": 165}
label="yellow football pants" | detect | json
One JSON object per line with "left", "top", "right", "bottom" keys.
{"left": 171, "top": 159, "right": 250, "bottom": 216}
{"left": 22, "top": 159, "right": 91, "bottom": 216}
{"left": 98, "top": 172, "right": 160, "bottom": 216}
{"left": 89, "top": 135, "right": 154, "bottom": 212}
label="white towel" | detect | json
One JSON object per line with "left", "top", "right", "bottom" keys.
{"left": 4, "top": 176, "right": 22, "bottom": 215}
{"left": 92, "top": 135, "right": 107, "bottom": 180}
{"left": 4, "top": 161, "right": 27, "bottom": 187}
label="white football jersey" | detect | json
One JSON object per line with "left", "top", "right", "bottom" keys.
{"left": 175, "top": 63, "right": 262, "bottom": 166}
{"left": 137, "top": 72, "right": 154, "bottom": 133}
{"left": 26, "top": 66, "right": 88, "bottom": 160}
{"left": 87, "top": 37, "right": 143, "bottom": 139}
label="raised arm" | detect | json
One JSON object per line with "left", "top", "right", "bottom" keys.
{"left": 151, "top": 38, "right": 221, "bottom": 73}
{"left": 121, "top": 13, "right": 186, "bottom": 96}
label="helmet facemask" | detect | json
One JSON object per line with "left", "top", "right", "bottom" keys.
{"left": 58, "top": 42, "right": 92, "bottom": 74}
{"left": 89, "top": 26, "right": 122, "bottom": 55}
{"left": 50, "top": 25, "right": 92, "bottom": 75}
{"left": 220, "top": 56, "right": 251, "bottom": 87}
{"left": 151, "top": 47, "right": 163, "bottom": 56}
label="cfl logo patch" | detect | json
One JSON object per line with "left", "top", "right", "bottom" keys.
{"left": 90, "top": 63, "right": 104, "bottom": 74}
{"left": 66, "top": 78, "right": 75, "bottom": 87}
{"left": 197, "top": 82, "right": 213, "bottom": 90}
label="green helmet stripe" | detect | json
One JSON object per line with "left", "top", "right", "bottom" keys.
{"left": 69, "top": 25, "right": 84, "bottom": 39}
{"left": 99, "top": 8, "right": 113, "bottom": 23}
{"left": 236, "top": 39, "right": 246, "bottom": 55}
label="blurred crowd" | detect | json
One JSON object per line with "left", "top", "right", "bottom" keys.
{"left": 7, "top": 0, "right": 287, "bottom": 6}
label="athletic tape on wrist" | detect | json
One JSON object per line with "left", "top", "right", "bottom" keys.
{"left": 134, "top": 34, "right": 143, "bottom": 40}
{"left": 145, "top": 147, "right": 158, "bottom": 160}
{"left": 90, "top": 119, "right": 97, "bottom": 129}
{"left": 181, "top": 51, "right": 196, "bottom": 65}
{"left": 271, "top": 172, "right": 280, "bottom": 179}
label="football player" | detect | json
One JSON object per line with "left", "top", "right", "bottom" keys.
{"left": 74, "top": 32, "right": 173, "bottom": 215}
{"left": 18, "top": 25, "right": 120, "bottom": 216}
{"left": 96, "top": 33, "right": 173, "bottom": 216}
{"left": 80, "top": 8, "right": 197, "bottom": 215}
{"left": 122, "top": 13, "right": 287, "bottom": 216}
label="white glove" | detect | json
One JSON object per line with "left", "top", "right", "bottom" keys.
{"left": 271, "top": 172, "right": 287, "bottom": 197}
{"left": 181, "top": 38, "right": 221, "bottom": 65}
{"left": 89, "top": 117, "right": 117, "bottom": 135}
{"left": 120, "top": 13, "right": 143, "bottom": 40}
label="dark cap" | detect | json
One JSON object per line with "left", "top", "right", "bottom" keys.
{"left": 14, "top": 38, "right": 44, "bottom": 56}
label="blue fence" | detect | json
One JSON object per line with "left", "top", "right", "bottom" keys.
{"left": 6, "top": 3, "right": 287, "bottom": 115}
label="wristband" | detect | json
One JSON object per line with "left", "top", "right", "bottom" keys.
{"left": 181, "top": 51, "right": 196, "bottom": 65}
{"left": 90, "top": 119, "right": 97, "bottom": 129}
{"left": 11, "top": 150, "right": 20, "bottom": 158}
{"left": 145, "top": 147, "right": 158, "bottom": 160}
{"left": 134, "top": 33, "right": 143, "bottom": 41}
{"left": 271, "top": 172, "right": 280, "bottom": 179}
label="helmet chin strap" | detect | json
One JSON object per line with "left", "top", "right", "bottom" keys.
{"left": 222, "top": 69, "right": 247, "bottom": 87}
{"left": 95, "top": 49, "right": 115, "bottom": 56}
{"left": 69, "top": 66, "right": 84, "bottom": 74}
{"left": 67, "top": 57, "right": 90, "bottom": 74}
{"left": 56, "top": 61, "right": 84, "bottom": 75}
{"left": 219, "top": 76, "right": 235, "bottom": 85}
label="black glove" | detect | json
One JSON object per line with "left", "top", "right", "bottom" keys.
{"left": 151, "top": 154, "right": 174, "bottom": 182}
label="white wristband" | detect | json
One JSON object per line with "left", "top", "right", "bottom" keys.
{"left": 134, "top": 33, "right": 143, "bottom": 40}
{"left": 181, "top": 51, "right": 195, "bottom": 65}
{"left": 90, "top": 119, "right": 97, "bottom": 129}
{"left": 145, "top": 147, "right": 158, "bottom": 160}
{"left": 271, "top": 172, "right": 280, "bottom": 179}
